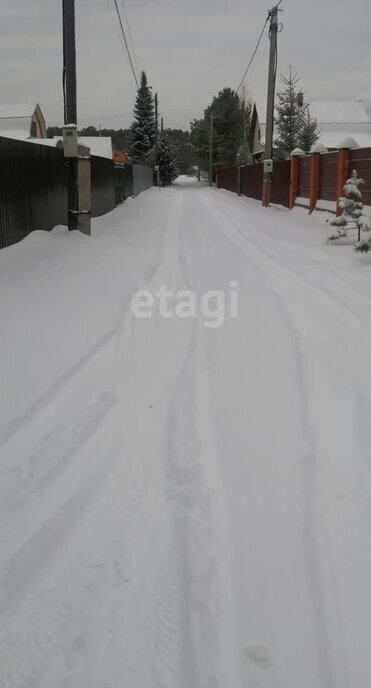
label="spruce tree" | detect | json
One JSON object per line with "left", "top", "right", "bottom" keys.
{"left": 299, "top": 105, "right": 320, "bottom": 154}
{"left": 274, "top": 69, "right": 319, "bottom": 159}
{"left": 158, "top": 134, "right": 179, "bottom": 185}
{"left": 329, "top": 170, "right": 370, "bottom": 245}
{"left": 129, "top": 71, "right": 155, "bottom": 163}
{"left": 236, "top": 141, "right": 252, "bottom": 166}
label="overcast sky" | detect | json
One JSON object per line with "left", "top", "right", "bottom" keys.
{"left": 0, "top": 0, "right": 370, "bottom": 131}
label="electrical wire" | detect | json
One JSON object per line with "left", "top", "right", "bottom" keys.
{"left": 113, "top": 0, "right": 139, "bottom": 88}
{"left": 120, "top": 0, "right": 140, "bottom": 74}
{"left": 235, "top": 15, "right": 270, "bottom": 94}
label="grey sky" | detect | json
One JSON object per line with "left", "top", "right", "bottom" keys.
{"left": 0, "top": 0, "right": 370, "bottom": 131}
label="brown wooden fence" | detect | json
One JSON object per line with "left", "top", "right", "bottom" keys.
{"left": 241, "top": 164, "right": 264, "bottom": 201}
{"left": 216, "top": 146, "right": 371, "bottom": 213}
{"left": 270, "top": 160, "right": 290, "bottom": 207}
{"left": 217, "top": 160, "right": 290, "bottom": 207}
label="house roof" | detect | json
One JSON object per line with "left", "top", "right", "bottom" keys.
{"left": 54, "top": 136, "right": 113, "bottom": 159}
{"left": 0, "top": 104, "right": 36, "bottom": 119}
{"left": 31, "top": 136, "right": 113, "bottom": 159}
{"left": 311, "top": 98, "right": 371, "bottom": 149}
{"left": 311, "top": 100, "right": 370, "bottom": 124}
{"left": 0, "top": 104, "right": 45, "bottom": 140}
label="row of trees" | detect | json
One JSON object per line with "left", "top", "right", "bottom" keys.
{"left": 48, "top": 68, "right": 320, "bottom": 183}
{"left": 190, "top": 70, "right": 320, "bottom": 172}
{"left": 129, "top": 71, "right": 180, "bottom": 184}
{"left": 190, "top": 87, "right": 253, "bottom": 173}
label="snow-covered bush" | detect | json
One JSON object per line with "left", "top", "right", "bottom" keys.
{"left": 328, "top": 170, "right": 369, "bottom": 243}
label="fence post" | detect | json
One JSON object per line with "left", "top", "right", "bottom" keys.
{"left": 77, "top": 143, "right": 91, "bottom": 235}
{"left": 289, "top": 148, "right": 304, "bottom": 210}
{"left": 309, "top": 151, "right": 320, "bottom": 214}
{"left": 237, "top": 166, "right": 241, "bottom": 196}
{"left": 336, "top": 144, "right": 350, "bottom": 217}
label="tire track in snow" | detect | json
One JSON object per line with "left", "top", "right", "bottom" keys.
{"left": 152, "top": 188, "right": 238, "bottom": 688}
{"left": 201, "top": 192, "right": 339, "bottom": 688}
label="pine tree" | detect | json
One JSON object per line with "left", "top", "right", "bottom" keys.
{"left": 328, "top": 170, "right": 370, "bottom": 245}
{"left": 129, "top": 71, "right": 155, "bottom": 163}
{"left": 274, "top": 69, "right": 319, "bottom": 159}
{"left": 158, "top": 134, "right": 179, "bottom": 185}
{"left": 299, "top": 105, "right": 320, "bottom": 154}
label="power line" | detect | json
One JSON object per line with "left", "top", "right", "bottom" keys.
{"left": 235, "top": 15, "right": 270, "bottom": 94}
{"left": 113, "top": 0, "right": 139, "bottom": 88}
{"left": 120, "top": 0, "right": 140, "bottom": 74}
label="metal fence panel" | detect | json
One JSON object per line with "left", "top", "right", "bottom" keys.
{"left": 217, "top": 167, "right": 238, "bottom": 193}
{"left": 133, "top": 165, "right": 154, "bottom": 196}
{"left": 90, "top": 156, "right": 116, "bottom": 218}
{"left": 240, "top": 164, "right": 263, "bottom": 200}
{"left": 123, "top": 165, "right": 134, "bottom": 198}
{"left": 318, "top": 152, "right": 338, "bottom": 201}
{"left": 0, "top": 137, "right": 67, "bottom": 249}
{"left": 270, "top": 159, "right": 290, "bottom": 207}
{"left": 297, "top": 156, "right": 311, "bottom": 198}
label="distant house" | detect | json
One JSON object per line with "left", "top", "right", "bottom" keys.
{"left": 310, "top": 98, "right": 371, "bottom": 150}
{"left": 0, "top": 104, "right": 47, "bottom": 140}
{"left": 113, "top": 147, "right": 128, "bottom": 165}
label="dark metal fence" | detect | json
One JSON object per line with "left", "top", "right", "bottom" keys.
{"left": 90, "top": 156, "right": 116, "bottom": 217}
{"left": 0, "top": 136, "right": 154, "bottom": 249}
{"left": 133, "top": 165, "right": 154, "bottom": 196}
{"left": 240, "top": 164, "right": 264, "bottom": 200}
{"left": 217, "top": 167, "right": 239, "bottom": 193}
{"left": 270, "top": 159, "right": 290, "bottom": 207}
{"left": 0, "top": 137, "right": 68, "bottom": 248}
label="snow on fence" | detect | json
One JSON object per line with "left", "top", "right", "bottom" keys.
{"left": 0, "top": 136, "right": 153, "bottom": 249}
{"left": 216, "top": 146, "right": 371, "bottom": 215}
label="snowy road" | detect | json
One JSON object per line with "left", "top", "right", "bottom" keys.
{"left": 1, "top": 177, "right": 371, "bottom": 687}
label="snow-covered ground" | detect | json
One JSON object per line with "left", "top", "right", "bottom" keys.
{"left": 1, "top": 177, "right": 371, "bottom": 687}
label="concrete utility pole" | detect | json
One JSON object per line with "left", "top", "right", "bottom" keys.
{"left": 62, "top": 0, "right": 79, "bottom": 231}
{"left": 209, "top": 114, "right": 214, "bottom": 187}
{"left": 263, "top": 4, "right": 279, "bottom": 207}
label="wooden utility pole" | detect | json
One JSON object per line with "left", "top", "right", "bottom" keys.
{"left": 62, "top": 0, "right": 78, "bottom": 230}
{"left": 263, "top": 5, "right": 278, "bottom": 207}
{"left": 209, "top": 114, "right": 214, "bottom": 187}
{"left": 161, "top": 117, "right": 164, "bottom": 134}
{"left": 154, "top": 92, "right": 158, "bottom": 158}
